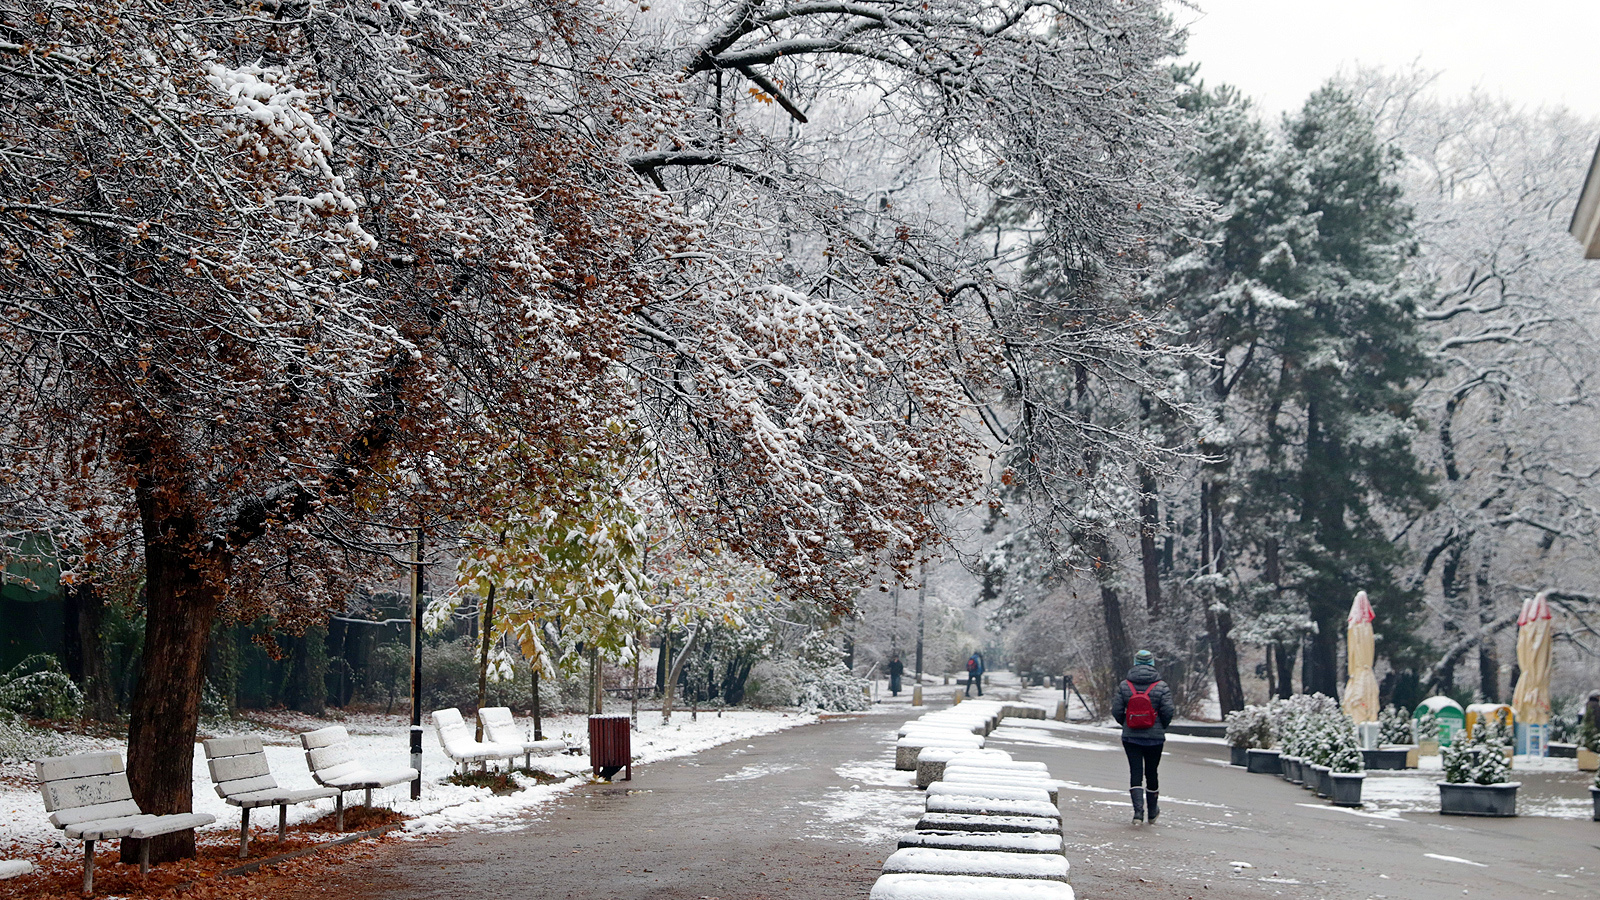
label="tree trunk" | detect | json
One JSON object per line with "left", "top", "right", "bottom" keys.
{"left": 1137, "top": 464, "right": 1163, "bottom": 618}
{"left": 660, "top": 620, "right": 701, "bottom": 724}
{"left": 282, "top": 625, "right": 328, "bottom": 715}
{"left": 1199, "top": 482, "right": 1245, "bottom": 714}
{"left": 531, "top": 665, "right": 543, "bottom": 741}
{"left": 1088, "top": 533, "right": 1131, "bottom": 675}
{"left": 1273, "top": 642, "right": 1297, "bottom": 699}
{"left": 65, "top": 583, "right": 116, "bottom": 722}
{"left": 1475, "top": 545, "right": 1497, "bottom": 702}
{"left": 474, "top": 585, "right": 496, "bottom": 741}
{"left": 1306, "top": 615, "right": 1340, "bottom": 697}
{"left": 123, "top": 501, "right": 223, "bottom": 864}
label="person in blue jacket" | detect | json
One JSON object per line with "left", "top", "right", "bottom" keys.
{"left": 1112, "top": 649, "right": 1176, "bottom": 824}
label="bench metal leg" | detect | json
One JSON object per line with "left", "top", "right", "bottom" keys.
{"left": 240, "top": 807, "right": 251, "bottom": 858}
{"left": 139, "top": 837, "right": 151, "bottom": 875}
{"left": 278, "top": 804, "right": 288, "bottom": 841}
{"left": 82, "top": 840, "right": 94, "bottom": 895}
{"left": 336, "top": 793, "right": 345, "bottom": 832}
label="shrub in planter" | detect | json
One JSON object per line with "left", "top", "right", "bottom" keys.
{"left": 1378, "top": 704, "right": 1415, "bottom": 746}
{"left": 1226, "top": 705, "right": 1272, "bottom": 767}
{"left": 1439, "top": 728, "right": 1517, "bottom": 817}
{"left": 1415, "top": 710, "right": 1442, "bottom": 754}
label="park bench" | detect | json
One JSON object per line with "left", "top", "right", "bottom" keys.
{"left": 203, "top": 737, "right": 339, "bottom": 857}
{"left": 430, "top": 708, "right": 523, "bottom": 773}
{"left": 882, "top": 846, "right": 1070, "bottom": 882}
{"left": 299, "top": 725, "right": 418, "bottom": 830}
{"left": 35, "top": 751, "right": 216, "bottom": 893}
{"left": 477, "top": 707, "right": 567, "bottom": 769}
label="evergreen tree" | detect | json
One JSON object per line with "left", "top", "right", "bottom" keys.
{"left": 1157, "top": 83, "right": 1435, "bottom": 701}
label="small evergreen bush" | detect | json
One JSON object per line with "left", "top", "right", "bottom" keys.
{"left": 1378, "top": 704, "right": 1414, "bottom": 745}
{"left": 1415, "top": 710, "right": 1441, "bottom": 744}
{"left": 1225, "top": 704, "right": 1272, "bottom": 749}
{"left": 1442, "top": 725, "right": 1510, "bottom": 785}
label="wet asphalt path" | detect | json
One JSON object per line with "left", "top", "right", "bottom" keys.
{"left": 287, "top": 710, "right": 913, "bottom": 900}
{"left": 983, "top": 713, "right": 1600, "bottom": 900}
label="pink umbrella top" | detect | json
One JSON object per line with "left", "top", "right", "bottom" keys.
{"left": 1519, "top": 592, "right": 1552, "bottom": 626}
{"left": 1348, "top": 590, "right": 1375, "bottom": 626}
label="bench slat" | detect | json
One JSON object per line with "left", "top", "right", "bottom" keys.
{"left": 50, "top": 799, "right": 143, "bottom": 828}
{"left": 35, "top": 752, "right": 122, "bottom": 790}
{"left": 307, "top": 743, "right": 356, "bottom": 772}
{"left": 208, "top": 752, "right": 271, "bottom": 783}
{"left": 41, "top": 772, "right": 133, "bottom": 813}
{"left": 203, "top": 736, "right": 263, "bottom": 759}
{"left": 216, "top": 774, "right": 279, "bottom": 797}
{"left": 300, "top": 726, "right": 350, "bottom": 751}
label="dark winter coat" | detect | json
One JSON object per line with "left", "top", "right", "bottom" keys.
{"left": 1112, "top": 664, "right": 1176, "bottom": 746}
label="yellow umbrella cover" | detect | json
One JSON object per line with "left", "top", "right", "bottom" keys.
{"left": 1512, "top": 591, "right": 1554, "bottom": 725}
{"left": 1342, "top": 590, "right": 1379, "bottom": 724}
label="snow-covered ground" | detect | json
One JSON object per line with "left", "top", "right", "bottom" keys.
{"left": 0, "top": 707, "right": 816, "bottom": 858}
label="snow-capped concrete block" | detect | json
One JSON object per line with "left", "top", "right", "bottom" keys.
{"left": 914, "top": 748, "right": 1013, "bottom": 788}
{"left": 925, "top": 794, "right": 1060, "bottom": 819}
{"left": 896, "top": 735, "right": 983, "bottom": 771}
{"left": 870, "top": 872, "right": 1074, "bottom": 900}
{"left": 883, "top": 847, "right": 1070, "bottom": 881}
{"left": 915, "top": 812, "right": 1061, "bottom": 835}
{"left": 898, "top": 829, "right": 1065, "bottom": 856}
{"left": 940, "top": 772, "right": 1059, "bottom": 803}
{"left": 927, "top": 782, "right": 1054, "bottom": 805}
{"left": 1000, "top": 703, "right": 1050, "bottom": 721}
{"left": 899, "top": 722, "right": 985, "bottom": 738}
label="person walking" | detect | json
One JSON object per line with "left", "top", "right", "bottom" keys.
{"left": 888, "top": 654, "right": 904, "bottom": 697}
{"left": 1112, "top": 649, "right": 1175, "bottom": 825}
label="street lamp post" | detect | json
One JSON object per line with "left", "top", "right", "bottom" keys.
{"left": 409, "top": 525, "right": 424, "bottom": 800}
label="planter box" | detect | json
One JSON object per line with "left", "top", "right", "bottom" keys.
{"left": 1246, "top": 748, "right": 1282, "bottom": 775}
{"left": 1311, "top": 764, "right": 1332, "bottom": 798}
{"left": 1549, "top": 742, "right": 1578, "bottom": 759}
{"left": 1418, "top": 740, "right": 1440, "bottom": 757}
{"left": 1362, "top": 747, "right": 1411, "bottom": 770}
{"left": 1230, "top": 745, "right": 1248, "bottom": 767}
{"left": 1438, "top": 781, "right": 1519, "bottom": 817}
{"left": 1580, "top": 748, "right": 1600, "bottom": 772}
{"left": 1278, "top": 756, "right": 1299, "bottom": 783}
{"left": 1591, "top": 786, "right": 1600, "bottom": 821}
{"left": 1327, "top": 772, "right": 1364, "bottom": 808}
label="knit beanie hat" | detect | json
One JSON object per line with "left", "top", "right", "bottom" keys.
{"left": 1134, "top": 650, "right": 1155, "bottom": 666}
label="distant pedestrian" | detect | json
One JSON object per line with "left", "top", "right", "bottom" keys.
{"left": 1112, "top": 649, "right": 1176, "bottom": 825}
{"left": 965, "top": 653, "right": 984, "bottom": 697}
{"left": 888, "top": 654, "right": 904, "bottom": 696}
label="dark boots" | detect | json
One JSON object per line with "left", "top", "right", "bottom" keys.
{"left": 1130, "top": 787, "right": 1146, "bottom": 824}
{"left": 1147, "top": 790, "right": 1160, "bottom": 823}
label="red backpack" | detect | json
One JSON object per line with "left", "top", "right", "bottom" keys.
{"left": 1125, "top": 681, "right": 1158, "bottom": 729}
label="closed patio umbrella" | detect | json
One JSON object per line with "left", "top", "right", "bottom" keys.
{"left": 1342, "top": 591, "right": 1379, "bottom": 724}
{"left": 1512, "top": 591, "right": 1554, "bottom": 727}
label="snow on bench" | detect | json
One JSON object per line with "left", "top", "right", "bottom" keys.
{"left": 299, "top": 725, "right": 418, "bottom": 829}
{"left": 898, "top": 830, "right": 1065, "bottom": 856}
{"left": 870, "top": 872, "right": 1074, "bottom": 900}
{"left": 943, "top": 758, "right": 1049, "bottom": 775}
{"left": 883, "top": 847, "right": 1070, "bottom": 882}
{"left": 36, "top": 751, "right": 217, "bottom": 893}
{"left": 914, "top": 748, "right": 1012, "bottom": 788}
{"left": 896, "top": 734, "right": 983, "bottom": 771}
{"left": 431, "top": 708, "right": 523, "bottom": 774}
{"left": 927, "top": 781, "right": 1054, "bottom": 806}
{"left": 0, "top": 860, "right": 34, "bottom": 880}
{"left": 924, "top": 794, "right": 1060, "bottom": 820}
{"left": 204, "top": 736, "right": 339, "bottom": 857}
{"left": 478, "top": 707, "right": 567, "bottom": 769}
{"left": 915, "top": 812, "right": 1061, "bottom": 835}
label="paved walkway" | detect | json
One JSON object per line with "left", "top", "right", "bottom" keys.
{"left": 283, "top": 693, "right": 1600, "bottom": 900}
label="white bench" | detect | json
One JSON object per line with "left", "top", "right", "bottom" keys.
{"left": 431, "top": 709, "right": 522, "bottom": 773}
{"left": 36, "top": 752, "right": 216, "bottom": 893}
{"left": 478, "top": 707, "right": 567, "bottom": 768}
{"left": 299, "top": 726, "right": 418, "bottom": 829}
{"left": 203, "top": 737, "right": 339, "bottom": 857}
{"left": 882, "top": 847, "right": 1070, "bottom": 882}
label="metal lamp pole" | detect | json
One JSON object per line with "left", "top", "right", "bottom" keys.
{"left": 409, "top": 525, "right": 424, "bottom": 800}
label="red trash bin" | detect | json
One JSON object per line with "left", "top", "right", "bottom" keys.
{"left": 588, "top": 714, "right": 632, "bottom": 781}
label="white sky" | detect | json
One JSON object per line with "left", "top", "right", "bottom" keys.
{"left": 1177, "top": 1, "right": 1600, "bottom": 122}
